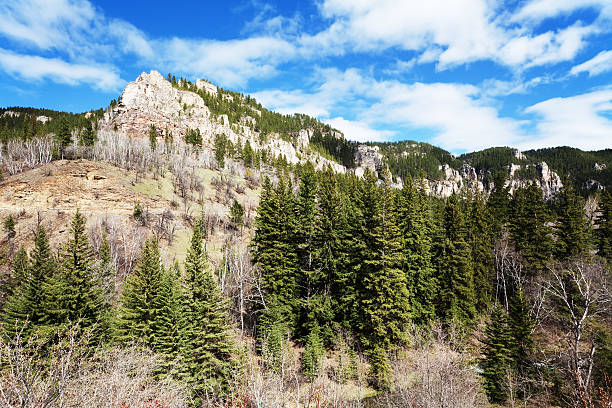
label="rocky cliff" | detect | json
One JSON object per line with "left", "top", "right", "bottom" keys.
{"left": 100, "top": 71, "right": 345, "bottom": 173}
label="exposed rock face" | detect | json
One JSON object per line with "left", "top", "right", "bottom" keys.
{"left": 36, "top": 115, "right": 50, "bottom": 123}
{"left": 99, "top": 71, "right": 344, "bottom": 173}
{"left": 424, "top": 160, "right": 562, "bottom": 200}
{"left": 595, "top": 163, "right": 607, "bottom": 171}
{"left": 354, "top": 145, "right": 384, "bottom": 178}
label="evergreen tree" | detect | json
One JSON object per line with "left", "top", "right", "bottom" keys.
{"left": 596, "top": 190, "right": 612, "bottom": 262}
{"left": 243, "top": 140, "right": 254, "bottom": 167}
{"left": 467, "top": 191, "right": 494, "bottom": 311}
{"left": 183, "top": 220, "right": 234, "bottom": 395}
{"left": 43, "top": 210, "right": 103, "bottom": 336}
{"left": 4, "top": 215, "right": 15, "bottom": 239}
{"left": 4, "top": 247, "right": 28, "bottom": 299}
{"left": 81, "top": 121, "right": 95, "bottom": 146}
{"left": 437, "top": 194, "right": 477, "bottom": 325}
{"left": 509, "top": 184, "right": 553, "bottom": 272}
{"left": 115, "top": 239, "right": 166, "bottom": 345}
{"left": 314, "top": 168, "right": 346, "bottom": 343}
{"left": 252, "top": 176, "right": 300, "bottom": 333}
{"left": 2, "top": 227, "right": 55, "bottom": 338}
{"left": 301, "top": 323, "right": 325, "bottom": 381}
{"left": 481, "top": 306, "right": 513, "bottom": 404}
{"left": 55, "top": 117, "right": 71, "bottom": 158}
{"left": 397, "top": 176, "right": 437, "bottom": 326}
{"left": 555, "top": 180, "right": 591, "bottom": 259}
{"left": 148, "top": 124, "right": 157, "bottom": 151}
{"left": 357, "top": 170, "right": 410, "bottom": 387}
{"left": 507, "top": 283, "right": 534, "bottom": 375}
{"left": 487, "top": 171, "right": 510, "bottom": 235}
{"left": 229, "top": 199, "right": 244, "bottom": 229}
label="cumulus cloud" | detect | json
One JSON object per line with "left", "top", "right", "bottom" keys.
{"left": 325, "top": 117, "right": 395, "bottom": 142}
{"left": 521, "top": 89, "right": 612, "bottom": 150}
{"left": 571, "top": 50, "right": 612, "bottom": 76}
{"left": 0, "top": 48, "right": 124, "bottom": 91}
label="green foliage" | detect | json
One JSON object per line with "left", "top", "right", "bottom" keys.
{"left": 554, "top": 180, "right": 591, "bottom": 259}
{"left": 81, "top": 121, "right": 95, "bottom": 146}
{"left": 357, "top": 170, "right": 410, "bottom": 352}
{"left": 148, "top": 124, "right": 157, "bottom": 151}
{"left": 367, "top": 345, "right": 392, "bottom": 391}
{"left": 436, "top": 194, "right": 477, "bottom": 325}
{"left": 55, "top": 117, "right": 72, "bottom": 157}
{"left": 397, "top": 176, "right": 437, "bottom": 326}
{"left": 2, "top": 227, "right": 55, "bottom": 338}
{"left": 243, "top": 140, "right": 254, "bottom": 167}
{"left": 3, "top": 215, "right": 15, "bottom": 238}
{"left": 214, "top": 133, "right": 227, "bottom": 168}
{"left": 596, "top": 190, "right": 612, "bottom": 262}
{"left": 467, "top": 192, "right": 494, "bottom": 311}
{"left": 185, "top": 128, "right": 202, "bottom": 147}
{"left": 460, "top": 147, "right": 529, "bottom": 185}
{"left": 229, "top": 199, "right": 244, "bottom": 229}
{"left": 42, "top": 210, "right": 104, "bottom": 337}
{"left": 133, "top": 201, "right": 143, "bottom": 222}
{"left": 509, "top": 184, "right": 553, "bottom": 272}
{"left": 251, "top": 176, "right": 300, "bottom": 332}
{"left": 487, "top": 171, "right": 511, "bottom": 234}
{"left": 301, "top": 323, "right": 325, "bottom": 381}
{"left": 183, "top": 220, "right": 234, "bottom": 395}
{"left": 309, "top": 129, "right": 357, "bottom": 168}
{"left": 481, "top": 306, "right": 513, "bottom": 403}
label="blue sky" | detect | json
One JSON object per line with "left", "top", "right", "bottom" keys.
{"left": 1, "top": 0, "right": 612, "bottom": 153}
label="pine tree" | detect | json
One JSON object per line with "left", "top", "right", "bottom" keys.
{"left": 437, "top": 194, "right": 477, "bottom": 325}
{"left": 397, "top": 175, "right": 437, "bottom": 326}
{"left": 251, "top": 176, "right": 299, "bottom": 333}
{"left": 357, "top": 170, "right": 410, "bottom": 387}
{"left": 301, "top": 323, "right": 325, "bottom": 381}
{"left": 115, "top": 239, "right": 165, "bottom": 345}
{"left": 81, "top": 121, "right": 95, "bottom": 146}
{"left": 243, "top": 140, "right": 254, "bottom": 167}
{"left": 43, "top": 210, "right": 103, "bottom": 336}
{"left": 507, "top": 283, "right": 534, "bottom": 375}
{"left": 467, "top": 191, "right": 494, "bottom": 311}
{"left": 183, "top": 220, "right": 234, "bottom": 395}
{"left": 2, "top": 227, "right": 55, "bottom": 338}
{"left": 555, "top": 180, "right": 591, "bottom": 259}
{"left": 55, "top": 117, "right": 71, "bottom": 159}
{"left": 4, "top": 247, "right": 28, "bottom": 300}
{"left": 148, "top": 124, "right": 157, "bottom": 151}
{"left": 487, "top": 171, "right": 510, "bottom": 236}
{"left": 509, "top": 184, "right": 553, "bottom": 272}
{"left": 596, "top": 190, "right": 612, "bottom": 262}
{"left": 481, "top": 306, "right": 513, "bottom": 404}
{"left": 314, "top": 168, "right": 346, "bottom": 343}
{"left": 295, "top": 163, "right": 324, "bottom": 339}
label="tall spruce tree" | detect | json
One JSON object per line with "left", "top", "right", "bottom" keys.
{"left": 357, "top": 170, "right": 410, "bottom": 388}
{"left": 251, "top": 176, "right": 299, "bottom": 333}
{"left": 397, "top": 175, "right": 437, "bottom": 326}
{"left": 596, "top": 190, "right": 612, "bottom": 262}
{"left": 467, "top": 191, "right": 494, "bottom": 312}
{"left": 183, "top": 220, "right": 234, "bottom": 395}
{"left": 481, "top": 306, "right": 513, "bottom": 404}
{"left": 555, "top": 180, "right": 591, "bottom": 259}
{"left": 509, "top": 184, "right": 553, "bottom": 272}
{"left": 487, "top": 171, "right": 510, "bottom": 236}
{"left": 115, "top": 238, "right": 166, "bottom": 345}
{"left": 43, "top": 210, "right": 104, "bottom": 336}
{"left": 295, "top": 163, "right": 321, "bottom": 338}
{"left": 2, "top": 227, "right": 55, "bottom": 338}
{"left": 507, "top": 283, "right": 534, "bottom": 375}
{"left": 437, "top": 193, "right": 477, "bottom": 325}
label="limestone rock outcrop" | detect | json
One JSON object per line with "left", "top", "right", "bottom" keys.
{"left": 99, "top": 70, "right": 345, "bottom": 173}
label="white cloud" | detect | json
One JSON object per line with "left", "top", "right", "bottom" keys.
{"left": 571, "top": 50, "right": 612, "bottom": 76}
{"left": 513, "top": 0, "right": 612, "bottom": 23}
{"left": 303, "top": 0, "right": 603, "bottom": 71}
{"left": 0, "top": 48, "right": 124, "bottom": 91}
{"left": 325, "top": 117, "right": 395, "bottom": 142}
{"left": 152, "top": 36, "right": 295, "bottom": 88}
{"left": 521, "top": 88, "right": 612, "bottom": 150}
